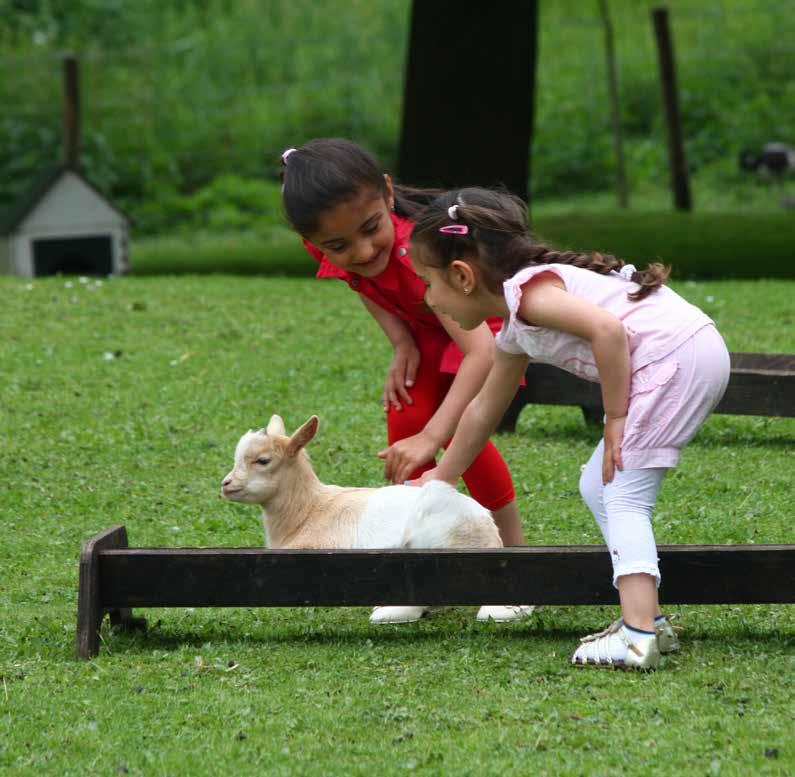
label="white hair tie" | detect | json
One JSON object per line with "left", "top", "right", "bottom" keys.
{"left": 619, "top": 264, "right": 637, "bottom": 281}
{"left": 448, "top": 204, "right": 459, "bottom": 220}
{"left": 281, "top": 147, "right": 297, "bottom": 165}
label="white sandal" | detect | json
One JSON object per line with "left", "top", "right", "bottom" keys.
{"left": 581, "top": 616, "right": 680, "bottom": 653}
{"left": 572, "top": 620, "right": 660, "bottom": 670}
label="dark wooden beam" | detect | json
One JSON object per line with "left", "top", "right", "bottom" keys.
{"left": 77, "top": 526, "right": 794, "bottom": 658}
{"left": 498, "top": 353, "right": 795, "bottom": 431}
{"left": 96, "top": 545, "right": 794, "bottom": 610}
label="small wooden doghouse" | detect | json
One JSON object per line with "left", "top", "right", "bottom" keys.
{"left": 0, "top": 165, "right": 130, "bottom": 277}
{"left": 0, "top": 54, "right": 131, "bottom": 277}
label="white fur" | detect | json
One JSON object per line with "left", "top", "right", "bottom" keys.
{"left": 221, "top": 414, "right": 502, "bottom": 551}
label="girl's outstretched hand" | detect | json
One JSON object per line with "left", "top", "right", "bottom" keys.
{"left": 377, "top": 430, "right": 440, "bottom": 485}
{"left": 406, "top": 467, "right": 456, "bottom": 488}
{"left": 602, "top": 415, "right": 626, "bottom": 484}
{"left": 383, "top": 341, "right": 421, "bottom": 412}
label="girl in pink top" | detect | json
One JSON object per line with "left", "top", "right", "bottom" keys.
{"left": 410, "top": 188, "right": 730, "bottom": 670}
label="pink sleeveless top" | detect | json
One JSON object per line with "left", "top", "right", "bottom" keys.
{"left": 494, "top": 263, "right": 712, "bottom": 381}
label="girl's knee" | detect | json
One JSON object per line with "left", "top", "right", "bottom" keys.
{"left": 602, "top": 467, "right": 667, "bottom": 514}
{"left": 579, "top": 466, "right": 602, "bottom": 512}
{"left": 386, "top": 400, "right": 434, "bottom": 442}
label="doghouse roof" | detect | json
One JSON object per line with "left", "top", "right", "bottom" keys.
{"left": 0, "top": 165, "right": 131, "bottom": 236}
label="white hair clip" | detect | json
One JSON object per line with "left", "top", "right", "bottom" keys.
{"left": 619, "top": 264, "right": 637, "bottom": 281}
{"left": 448, "top": 204, "right": 459, "bottom": 220}
{"left": 281, "top": 147, "right": 297, "bottom": 165}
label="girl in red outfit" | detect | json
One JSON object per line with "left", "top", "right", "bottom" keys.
{"left": 280, "top": 138, "right": 534, "bottom": 624}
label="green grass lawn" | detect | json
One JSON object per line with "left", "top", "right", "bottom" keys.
{"left": 1, "top": 274, "right": 793, "bottom": 775}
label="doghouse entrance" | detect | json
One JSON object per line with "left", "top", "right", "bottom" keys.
{"left": 32, "top": 235, "right": 113, "bottom": 276}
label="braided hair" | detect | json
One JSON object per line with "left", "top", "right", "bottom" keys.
{"left": 411, "top": 188, "right": 669, "bottom": 301}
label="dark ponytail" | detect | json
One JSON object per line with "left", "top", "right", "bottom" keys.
{"left": 280, "top": 138, "right": 442, "bottom": 235}
{"left": 511, "top": 246, "right": 670, "bottom": 302}
{"left": 411, "top": 187, "right": 670, "bottom": 301}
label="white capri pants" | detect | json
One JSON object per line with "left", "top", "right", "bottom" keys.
{"left": 579, "top": 325, "right": 730, "bottom": 586}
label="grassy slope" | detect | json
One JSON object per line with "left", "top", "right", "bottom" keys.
{"left": 130, "top": 210, "right": 795, "bottom": 279}
{"left": 532, "top": 212, "right": 795, "bottom": 278}
{"left": 0, "top": 275, "right": 793, "bottom": 775}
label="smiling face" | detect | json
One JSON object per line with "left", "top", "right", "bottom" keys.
{"left": 306, "top": 180, "right": 395, "bottom": 277}
{"left": 411, "top": 243, "right": 491, "bottom": 331}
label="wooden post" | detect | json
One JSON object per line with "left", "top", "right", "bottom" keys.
{"left": 77, "top": 525, "right": 146, "bottom": 660}
{"left": 598, "top": 0, "right": 629, "bottom": 209}
{"left": 398, "top": 2, "right": 539, "bottom": 202}
{"left": 62, "top": 54, "right": 80, "bottom": 170}
{"left": 652, "top": 7, "right": 692, "bottom": 211}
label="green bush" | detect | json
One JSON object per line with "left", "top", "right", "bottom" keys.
{"left": 129, "top": 175, "right": 284, "bottom": 235}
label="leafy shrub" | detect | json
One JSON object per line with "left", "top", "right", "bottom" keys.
{"left": 1, "top": 0, "right": 793, "bottom": 222}
{"left": 127, "top": 175, "right": 285, "bottom": 235}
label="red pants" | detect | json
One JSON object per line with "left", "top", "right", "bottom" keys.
{"left": 386, "top": 333, "right": 515, "bottom": 512}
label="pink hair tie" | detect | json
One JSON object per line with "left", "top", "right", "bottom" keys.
{"left": 281, "top": 147, "right": 297, "bottom": 165}
{"left": 439, "top": 225, "right": 469, "bottom": 235}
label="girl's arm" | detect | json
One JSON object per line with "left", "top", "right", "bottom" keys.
{"left": 359, "top": 294, "right": 420, "bottom": 412}
{"left": 425, "top": 274, "right": 630, "bottom": 487}
{"left": 378, "top": 315, "right": 497, "bottom": 484}
{"left": 430, "top": 347, "right": 530, "bottom": 484}
{"left": 516, "top": 274, "right": 631, "bottom": 483}
{"left": 423, "top": 313, "right": 495, "bottom": 447}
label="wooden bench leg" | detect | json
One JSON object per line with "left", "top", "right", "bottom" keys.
{"left": 109, "top": 608, "right": 148, "bottom": 633}
{"left": 77, "top": 525, "right": 146, "bottom": 660}
{"left": 497, "top": 391, "right": 526, "bottom": 433}
{"left": 580, "top": 405, "right": 604, "bottom": 427}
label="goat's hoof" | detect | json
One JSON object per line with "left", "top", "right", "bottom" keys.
{"left": 369, "top": 605, "right": 430, "bottom": 624}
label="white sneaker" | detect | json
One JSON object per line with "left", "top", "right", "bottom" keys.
{"left": 369, "top": 606, "right": 430, "bottom": 624}
{"left": 476, "top": 605, "right": 537, "bottom": 623}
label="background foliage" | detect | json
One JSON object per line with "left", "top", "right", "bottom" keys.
{"left": 1, "top": 0, "right": 794, "bottom": 235}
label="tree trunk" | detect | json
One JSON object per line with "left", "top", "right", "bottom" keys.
{"left": 398, "top": 2, "right": 539, "bottom": 204}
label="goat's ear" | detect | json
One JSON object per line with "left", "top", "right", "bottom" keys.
{"left": 266, "top": 414, "right": 286, "bottom": 437}
{"left": 285, "top": 415, "right": 319, "bottom": 457}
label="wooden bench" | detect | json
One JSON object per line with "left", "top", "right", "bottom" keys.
{"left": 77, "top": 526, "right": 795, "bottom": 659}
{"left": 498, "top": 352, "right": 795, "bottom": 430}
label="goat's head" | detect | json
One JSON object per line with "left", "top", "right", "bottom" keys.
{"left": 221, "top": 414, "right": 319, "bottom": 504}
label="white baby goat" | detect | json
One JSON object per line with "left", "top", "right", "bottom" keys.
{"left": 220, "top": 414, "right": 518, "bottom": 624}
{"left": 221, "top": 414, "right": 502, "bottom": 551}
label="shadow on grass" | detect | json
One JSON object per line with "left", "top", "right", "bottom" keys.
{"left": 97, "top": 609, "right": 793, "bottom": 658}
